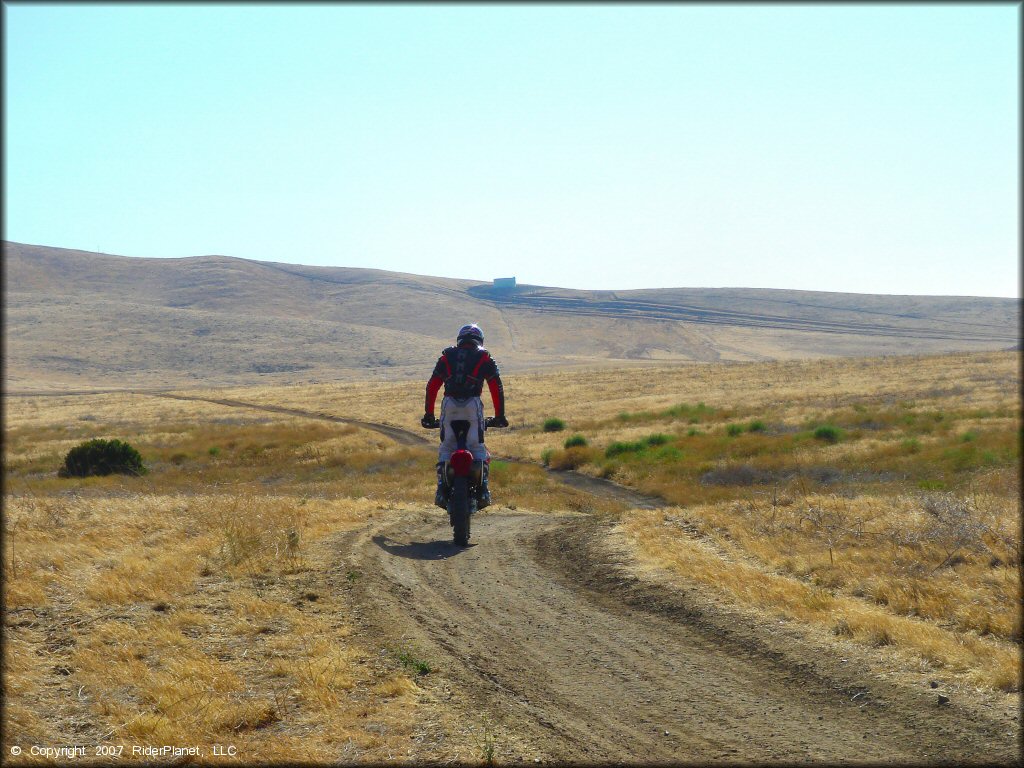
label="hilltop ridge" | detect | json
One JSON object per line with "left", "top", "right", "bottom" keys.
{"left": 4, "top": 241, "right": 1018, "bottom": 391}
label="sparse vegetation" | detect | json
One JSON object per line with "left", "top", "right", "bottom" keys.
{"left": 394, "top": 647, "right": 433, "bottom": 676}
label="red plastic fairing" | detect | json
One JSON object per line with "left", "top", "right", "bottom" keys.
{"left": 450, "top": 449, "right": 474, "bottom": 477}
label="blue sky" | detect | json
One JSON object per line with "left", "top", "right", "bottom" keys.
{"left": 4, "top": 3, "right": 1019, "bottom": 297}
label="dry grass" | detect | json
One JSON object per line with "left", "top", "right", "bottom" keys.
{"left": 3, "top": 396, "right": 436, "bottom": 761}
{"left": 4, "top": 350, "right": 1020, "bottom": 760}
{"left": 615, "top": 493, "right": 1020, "bottom": 692}
{"left": 3, "top": 480, "right": 425, "bottom": 760}
{"left": 2, "top": 388, "right": 622, "bottom": 761}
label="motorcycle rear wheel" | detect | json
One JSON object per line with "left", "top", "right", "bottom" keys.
{"left": 449, "top": 476, "right": 470, "bottom": 546}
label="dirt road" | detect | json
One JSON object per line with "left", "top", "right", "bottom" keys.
{"left": 335, "top": 510, "right": 1017, "bottom": 764}
{"left": 152, "top": 392, "right": 430, "bottom": 446}
{"left": 142, "top": 393, "right": 1019, "bottom": 763}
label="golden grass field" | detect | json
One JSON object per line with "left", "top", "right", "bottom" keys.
{"left": 3, "top": 350, "right": 1020, "bottom": 762}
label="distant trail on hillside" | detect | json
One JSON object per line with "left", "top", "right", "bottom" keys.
{"left": 468, "top": 287, "right": 1017, "bottom": 342}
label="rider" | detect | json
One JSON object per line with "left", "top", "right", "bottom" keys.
{"left": 422, "top": 323, "right": 507, "bottom": 509}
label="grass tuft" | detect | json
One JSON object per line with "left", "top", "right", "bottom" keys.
{"left": 813, "top": 424, "right": 843, "bottom": 443}
{"left": 564, "top": 434, "right": 588, "bottom": 448}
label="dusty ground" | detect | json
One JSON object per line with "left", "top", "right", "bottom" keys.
{"left": 334, "top": 508, "right": 1019, "bottom": 764}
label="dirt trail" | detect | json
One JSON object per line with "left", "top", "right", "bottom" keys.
{"left": 152, "top": 392, "right": 429, "bottom": 446}
{"left": 144, "top": 393, "right": 1018, "bottom": 763}
{"left": 337, "top": 511, "right": 1017, "bottom": 764}
{"left": 467, "top": 287, "right": 1017, "bottom": 343}
{"left": 150, "top": 392, "right": 662, "bottom": 507}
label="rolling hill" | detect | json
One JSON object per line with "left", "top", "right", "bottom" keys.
{"left": 3, "top": 241, "right": 1019, "bottom": 392}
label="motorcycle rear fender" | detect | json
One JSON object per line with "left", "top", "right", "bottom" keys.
{"left": 449, "top": 449, "right": 474, "bottom": 478}
{"left": 446, "top": 456, "right": 483, "bottom": 485}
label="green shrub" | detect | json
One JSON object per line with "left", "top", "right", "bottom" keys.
{"left": 813, "top": 425, "right": 843, "bottom": 444}
{"left": 960, "top": 431, "right": 978, "bottom": 443}
{"left": 540, "top": 448, "right": 554, "bottom": 466}
{"left": 747, "top": 420, "right": 767, "bottom": 433}
{"left": 564, "top": 434, "right": 588, "bottom": 448}
{"left": 60, "top": 438, "right": 147, "bottom": 477}
{"left": 726, "top": 424, "right": 744, "bottom": 437}
{"left": 542, "top": 417, "right": 566, "bottom": 432}
{"left": 395, "top": 649, "right": 432, "bottom": 676}
{"left": 605, "top": 441, "right": 646, "bottom": 458}
{"left": 645, "top": 433, "right": 671, "bottom": 446}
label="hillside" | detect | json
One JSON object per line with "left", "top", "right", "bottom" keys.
{"left": 4, "top": 241, "right": 1019, "bottom": 392}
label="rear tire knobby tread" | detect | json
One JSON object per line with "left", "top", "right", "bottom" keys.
{"left": 449, "top": 476, "right": 470, "bottom": 546}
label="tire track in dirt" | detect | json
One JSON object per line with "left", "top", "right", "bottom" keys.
{"left": 334, "top": 511, "right": 1017, "bottom": 764}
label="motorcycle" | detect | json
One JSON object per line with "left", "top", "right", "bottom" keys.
{"left": 423, "top": 415, "right": 504, "bottom": 546}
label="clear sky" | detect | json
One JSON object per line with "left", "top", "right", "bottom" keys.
{"left": 4, "top": 3, "right": 1019, "bottom": 297}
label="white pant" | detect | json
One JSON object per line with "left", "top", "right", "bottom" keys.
{"left": 439, "top": 396, "right": 488, "bottom": 461}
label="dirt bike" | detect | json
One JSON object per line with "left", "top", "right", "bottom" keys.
{"left": 423, "top": 416, "right": 504, "bottom": 546}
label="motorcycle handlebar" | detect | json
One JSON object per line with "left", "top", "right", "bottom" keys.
{"left": 421, "top": 417, "right": 508, "bottom": 430}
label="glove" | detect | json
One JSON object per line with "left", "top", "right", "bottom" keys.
{"left": 490, "top": 414, "right": 509, "bottom": 428}
{"left": 421, "top": 413, "right": 440, "bottom": 429}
